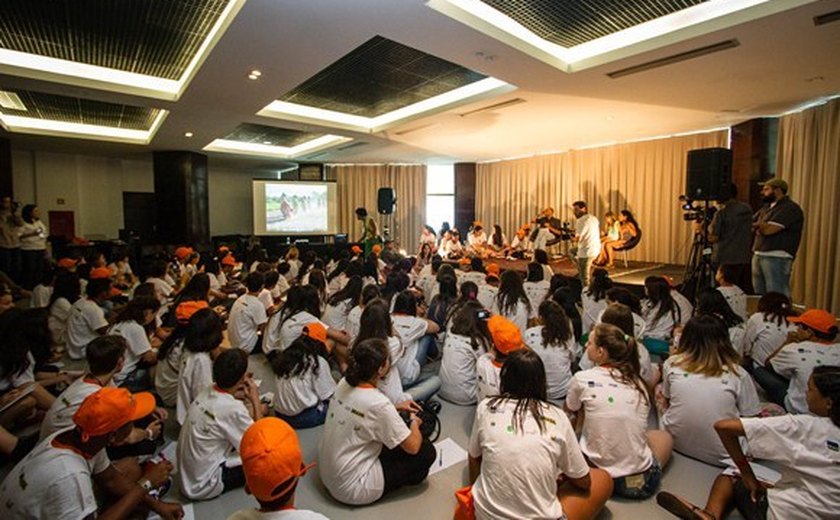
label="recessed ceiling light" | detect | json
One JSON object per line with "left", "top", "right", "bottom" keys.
{"left": 262, "top": 140, "right": 272, "bottom": 145}
{"left": 0, "top": 91, "right": 27, "bottom": 111}
{"left": 251, "top": 70, "right": 262, "bottom": 77}
{"left": 184, "top": 131, "right": 194, "bottom": 137}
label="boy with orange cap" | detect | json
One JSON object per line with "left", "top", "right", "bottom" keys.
{"left": 476, "top": 315, "right": 525, "bottom": 401}
{"left": 227, "top": 417, "right": 327, "bottom": 519}
{"left": 0, "top": 387, "right": 182, "bottom": 520}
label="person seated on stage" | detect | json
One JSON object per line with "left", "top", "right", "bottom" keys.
{"left": 594, "top": 209, "right": 638, "bottom": 268}
{"left": 532, "top": 220, "right": 555, "bottom": 251}
{"left": 467, "top": 221, "right": 489, "bottom": 256}
{"left": 486, "top": 224, "right": 508, "bottom": 256}
{"left": 440, "top": 229, "right": 465, "bottom": 259}
{"left": 509, "top": 226, "right": 532, "bottom": 258}
{"left": 600, "top": 211, "right": 620, "bottom": 244}
{"left": 418, "top": 224, "right": 437, "bottom": 255}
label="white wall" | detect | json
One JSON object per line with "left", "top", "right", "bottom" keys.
{"left": 11, "top": 150, "right": 257, "bottom": 239}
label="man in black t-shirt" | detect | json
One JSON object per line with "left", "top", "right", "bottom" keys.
{"left": 708, "top": 183, "right": 753, "bottom": 290}
{"left": 751, "top": 178, "right": 804, "bottom": 297}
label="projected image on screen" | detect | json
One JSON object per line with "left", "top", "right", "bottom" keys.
{"left": 265, "top": 184, "right": 328, "bottom": 232}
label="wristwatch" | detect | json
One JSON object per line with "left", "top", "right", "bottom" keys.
{"left": 138, "top": 478, "right": 153, "bottom": 493}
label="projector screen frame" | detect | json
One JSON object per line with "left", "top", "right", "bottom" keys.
{"left": 252, "top": 179, "right": 338, "bottom": 236}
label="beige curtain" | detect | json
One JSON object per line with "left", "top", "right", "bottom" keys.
{"left": 328, "top": 163, "right": 426, "bottom": 251}
{"left": 476, "top": 130, "right": 729, "bottom": 265}
{"left": 776, "top": 98, "right": 840, "bottom": 313}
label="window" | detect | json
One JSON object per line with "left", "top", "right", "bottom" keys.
{"left": 426, "top": 164, "right": 454, "bottom": 235}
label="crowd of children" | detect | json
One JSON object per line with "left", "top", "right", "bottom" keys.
{"left": 0, "top": 240, "right": 837, "bottom": 520}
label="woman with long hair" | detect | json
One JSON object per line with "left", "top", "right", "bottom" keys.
{"left": 567, "top": 323, "right": 673, "bottom": 499}
{"left": 641, "top": 276, "right": 681, "bottom": 355}
{"left": 743, "top": 291, "right": 798, "bottom": 368}
{"left": 108, "top": 296, "right": 161, "bottom": 391}
{"left": 346, "top": 284, "right": 381, "bottom": 344}
{"left": 695, "top": 288, "right": 746, "bottom": 355}
{"left": 352, "top": 300, "right": 412, "bottom": 404}
{"left": 487, "top": 224, "right": 507, "bottom": 254}
{"left": 524, "top": 300, "right": 576, "bottom": 401}
{"left": 523, "top": 262, "right": 550, "bottom": 320}
{"left": 48, "top": 272, "right": 81, "bottom": 355}
{"left": 439, "top": 301, "right": 493, "bottom": 405}
{"left": 659, "top": 315, "right": 761, "bottom": 466}
{"left": 318, "top": 338, "right": 435, "bottom": 505}
{"left": 427, "top": 273, "right": 457, "bottom": 329}
{"left": 322, "top": 275, "right": 363, "bottom": 332}
{"left": 582, "top": 268, "right": 612, "bottom": 333}
{"left": 176, "top": 308, "right": 225, "bottom": 424}
{"left": 595, "top": 209, "right": 639, "bottom": 268}
{"left": 493, "top": 270, "right": 531, "bottom": 334}
{"left": 467, "top": 349, "right": 612, "bottom": 520}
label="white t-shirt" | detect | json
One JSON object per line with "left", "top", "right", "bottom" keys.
{"left": 467, "top": 231, "right": 488, "bottom": 248}
{"left": 523, "top": 280, "right": 550, "bottom": 320}
{"left": 524, "top": 326, "right": 577, "bottom": 400}
{"left": 266, "top": 311, "right": 327, "bottom": 355}
{"left": 155, "top": 338, "right": 184, "bottom": 407}
{"left": 460, "top": 271, "right": 486, "bottom": 288}
{"left": 322, "top": 299, "right": 353, "bottom": 332}
{"left": 227, "top": 509, "right": 329, "bottom": 520}
{"left": 378, "top": 336, "right": 410, "bottom": 404}
{"left": 476, "top": 354, "right": 502, "bottom": 403}
{"left": 346, "top": 305, "right": 363, "bottom": 343}
{"left": 641, "top": 300, "right": 678, "bottom": 341}
{"left": 258, "top": 288, "right": 274, "bottom": 311}
{"left": 771, "top": 341, "right": 840, "bottom": 414}
{"left": 671, "top": 290, "right": 694, "bottom": 326}
{"left": 743, "top": 313, "right": 797, "bottom": 367}
{"left": 439, "top": 333, "right": 486, "bottom": 405}
{"left": 742, "top": 415, "right": 840, "bottom": 520}
{"left": 0, "top": 430, "right": 110, "bottom": 520}
{"left": 469, "top": 399, "right": 589, "bottom": 520}
{"left": 729, "top": 323, "right": 746, "bottom": 356}
{"left": 391, "top": 314, "right": 429, "bottom": 385}
{"left": 476, "top": 284, "right": 498, "bottom": 312}
{"left": 717, "top": 285, "right": 748, "bottom": 321}
{"left": 66, "top": 298, "right": 108, "bottom": 360}
{"left": 566, "top": 366, "right": 654, "bottom": 477}
{"left": 31, "top": 284, "right": 52, "bottom": 308}
{"left": 177, "top": 386, "right": 253, "bottom": 500}
{"left": 40, "top": 377, "right": 103, "bottom": 440}
{"left": 327, "top": 273, "right": 348, "bottom": 296}
{"left": 146, "top": 276, "right": 174, "bottom": 304}
{"left": 0, "top": 352, "right": 35, "bottom": 392}
{"left": 415, "top": 273, "right": 436, "bottom": 301}
{"left": 575, "top": 214, "right": 601, "bottom": 259}
{"left": 228, "top": 294, "right": 268, "bottom": 353}
{"left": 49, "top": 297, "right": 75, "bottom": 347}
{"left": 176, "top": 350, "right": 214, "bottom": 424}
{"left": 19, "top": 220, "right": 47, "bottom": 250}
{"left": 273, "top": 356, "right": 336, "bottom": 416}
{"left": 662, "top": 359, "right": 760, "bottom": 466}
{"left": 492, "top": 298, "right": 529, "bottom": 335}
{"left": 581, "top": 291, "right": 608, "bottom": 333}
{"left": 318, "top": 379, "right": 411, "bottom": 505}
{"left": 109, "top": 320, "right": 152, "bottom": 385}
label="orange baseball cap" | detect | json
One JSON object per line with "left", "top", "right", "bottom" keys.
{"left": 240, "top": 418, "right": 315, "bottom": 503}
{"left": 372, "top": 244, "right": 382, "bottom": 255}
{"left": 351, "top": 245, "right": 362, "bottom": 254}
{"left": 73, "top": 387, "right": 155, "bottom": 440}
{"left": 302, "top": 322, "right": 327, "bottom": 344}
{"left": 89, "top": 267, "right": 112, "bottom": 280}
{"left": 485, "top": 263, "right": 500, "bottom": 276}
{"left": 788, "top": 309, "right": 838, "bottom": 334}
{"left": 176, "top": 300, "right": 209, "bottom": 323}
{"left": 487, "top": 315, "right": 524, "bottom": 355}
{"left": 458, "top": 257, "right": 471, "bottom": 265}
{"left": 221, "top": 255, "right": 237, "bottom": 266}
{"left": 57, "top": 257, "right": 78, "bottom": 269}
{"left": 175, "top": 246, "right": 194, "bottom": 260}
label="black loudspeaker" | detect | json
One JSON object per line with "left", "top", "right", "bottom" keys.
{"left": 377, "top": 187, "right": 396, "bottom": 214}
{"left": 686, "top": 148, "right": 732, "bottom": 201}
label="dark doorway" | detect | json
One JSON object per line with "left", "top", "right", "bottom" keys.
{"left": 123, "top": 192, "right": 156, "bottom": 241}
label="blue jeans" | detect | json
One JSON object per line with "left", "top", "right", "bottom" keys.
{"left": 752, "top": 365, "right": 789, "bottom": 408}
{"left": 752, "top": 254, "right": 792, "bottom": 296}
{"left": 276, "top": 400, "right": 329, "bottom": 429}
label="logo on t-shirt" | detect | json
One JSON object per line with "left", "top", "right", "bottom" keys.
{"left": 827, "top": 439, "right": 839, "bottom": 452}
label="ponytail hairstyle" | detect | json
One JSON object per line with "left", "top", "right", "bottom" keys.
{"left": 449, "top": 301, "right": 493, "bottom": 353}
{"left": 695, "top": 288, "right": 743, "bottom": 328}
{"left": 586, "top": 268, "right": 612, "bottom": 301}
{"left": 271, "top": 335, "right": 329, "bottom": 379}
{"left": 327, "top": 275, "right": 363, "bottom": 307}
{"left": 811, "top": 365, "right": 840, "bottom": 427}
{"left": 591, "top": 323, "right": 648, "bottom": 404}
{"left": 345, "top": 338, "right": 389, "bottom": 387}
{"left": 538, "top": 300, "right": 572, "bottom": 348}
{"left": 644, "top": 276, "right": 680, "bottom": 326}
{"left": 757, "top": 292, "right": 797, "bottom": 327}
{"left": 351, "top": 299, "right": 392, "bottom": 348}
{"left": 491, "top": 349, "right": 551, "bottom": 433}
{"left": 497, "top": 270, "right": 531, "bottom": 316}
{"left": 526, "top": 262, "right": 544, "bottom": 283}
{"left": 674, "top": 315, "right": 741, "bottom": 377}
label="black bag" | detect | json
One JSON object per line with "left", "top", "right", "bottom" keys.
{"left": 399, "top": 399, "right": 441, "bottom": 442}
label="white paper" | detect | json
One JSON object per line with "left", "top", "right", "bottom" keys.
{"left": 428, "top": 437, "right": 468, "bottom": 476}
{"left": 721, "top": 458, "right": 781, "bottom": 485}
{"left": 148, "top": 502, "right": 194, "bottom": 520}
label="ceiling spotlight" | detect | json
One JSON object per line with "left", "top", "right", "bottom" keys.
{"left": 184, "top": 132, "right": 194, "bottom": 137}
{"left": 262, "top": 141, "right": 273, "bottom": 145}
{"left": 248, "top": 70, "right": 262, "bottom": 80}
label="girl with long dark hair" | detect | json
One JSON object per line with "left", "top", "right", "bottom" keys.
{"left": 523, "top": 300, "right": 576, "bottom": 401}
{"left": 493, "top": 270, "right": 530, "bottom": 333}
{"left": 108, "top": 296, "right": 161, "bottom": 391}
{"left": 323, "top": 275, "right": 363, "bottom": 331}
{"left": 351, "top": 300, "right": 411, "bottom": 404}
{"left": 582, "top": 268, "right": 612, "bottom": 333}
{"left": 641, "top": 276, "right": 681, "bottom": 355}
{"left": 439, "top": 301, "right": 493, "bottom": 405}
{"left": 695, "top": 288, "right": 746, "bottom": 355}
{"left": 523, "top": 262, "right": 550, "bottom": 320}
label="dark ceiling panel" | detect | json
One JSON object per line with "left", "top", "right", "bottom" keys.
{"left": 0, "top": 89, "right": 160, "bottom": 130}
{"left": 224, "top": 124, "right": 325, "bottom": 147}
{"left": 278, "top": 35, "right": 487, "bottom": 118}
{"left": 0, "top": 0, "right": 229, "bottom": 80}
{"left": 480, "top": 0, "right": 706, "bottom": 48}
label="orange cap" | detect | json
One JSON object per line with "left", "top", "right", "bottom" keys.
{"left": 458, "top": 257, "right": 471, "bottom": 265}
{"left": 302, "top": 322, "right": 327, "bottom": 344}
{"left": 175, "top": 246, "right": 194, "bottom": 260}
{"left": 372, "top": 244, "right": 382, "bottom": 254}
{"left": 221, "top": 255, "right": 237, "bottom": 266}
{"left": 351, "top": 245, "right": 362, "bottom": 254}
{"left": 487, "top": 315, "right": 524, "bottom": 355}
{"left": 73, "top": 387, "right": 156, "bottom": 440}
{"left": 176, "top": 300, "right": 209, "bottom": 323}
{"left": 472, "top": 221, "right": 483, "bottom": 228}
{"left": 89, "top": 267, "right": 112, "bottom": 280}
{"left": 515, "top": 229, "right": 526, "bottom": 238}
{"left": 240, "top": 418, "right": 314, "bottom": 503}
{"left": 108, "top": 287, "right": 122, "bottom": 298}
{"left": 485, "top": 263, "right": 500, "bottom": 276}
{"left": 57, "top": 257, "right": 78, "bottom": 269}
{"left": 788, "top": 309, "right": 838, "bottom": 335}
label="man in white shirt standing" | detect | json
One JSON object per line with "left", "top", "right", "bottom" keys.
{"left": 571, "top": 200, "right": 601, "bottom": 287}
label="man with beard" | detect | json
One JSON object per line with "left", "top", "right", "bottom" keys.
{"left": 752, "top": 178, "right": 804, "bottom": 297}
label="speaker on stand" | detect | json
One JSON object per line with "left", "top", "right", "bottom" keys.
{"left": 377, "top": 187, "right": 396, "bottom": 243}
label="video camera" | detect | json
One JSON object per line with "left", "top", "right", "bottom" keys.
{"left": 679, "top": 196, "right": 717, "bottom": 223}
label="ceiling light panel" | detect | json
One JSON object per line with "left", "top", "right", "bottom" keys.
{"left": 204, "top": 123, "right": 352, "bottom": 159}
{"left": 0, "top": 0, "right": 246, "bottom": 100}
{"left": 223, "top": 123, "right": 326, "bottom": 148}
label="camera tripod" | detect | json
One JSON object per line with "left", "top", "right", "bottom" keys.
{"left": 680, "top": 201, "right": 716, "bottom": 303}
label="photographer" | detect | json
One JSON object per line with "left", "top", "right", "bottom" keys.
{"left": 706, "top": 183, "right": 753, "bottom": 290}
{"left": 0, "top": 196, "right": 23, "bottom": 284}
